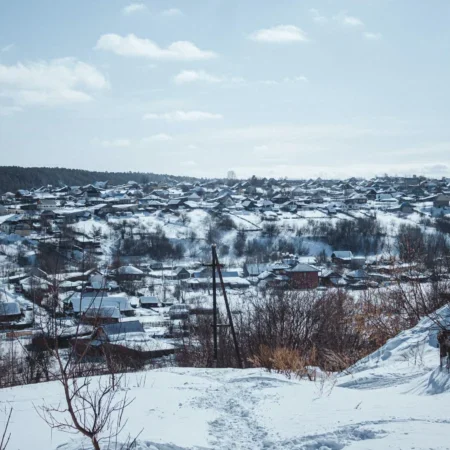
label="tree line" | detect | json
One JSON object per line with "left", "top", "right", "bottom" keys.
{"left": 0, "top": 166, "right": 197, "bottom": 193}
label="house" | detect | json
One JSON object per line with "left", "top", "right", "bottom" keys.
{"left": 365, "top": 188, "right": 378, "bottom": 201}
{"left": 116, "top": 265, "right": 145, "bottom": 281}
{"left": 399, "top": 202, "right": 415, "bottom": 214}
{"left": 20, "top": 276, "right": 50, "bottom": 294}
{"left": 167, "top": 199, "right": 186, "bottom": 210}
{"left": 345, "top": 194, "right": 368, "bottom": 205}
{"left": 72, "top": 320, "right": 175, "bottom": 364}
{"left": 319, "top": 270, "right": 343, "bottom": 287}
{"left": 82, "top": 185, "right": 102, "bottom": 198}
{"left": 279, "top": 200, "right": 298, "bottom": 213}
{"left": 89, "top": 273, "right": 108, "bottom": 290}
{"left": 210, "top": 194, "right": 235, "bottom": 208}
{"left": 38, "top": 197, "right": 58, "bottom": 209}
{"left": 0, "top": 301, "right": 22, "bottom": 322}
{"left": 14, "top": 222, "right": 32, "bottom": 237}
{"left": 168, "top": 304, "right": 190, "bottom": 320}
{"left": 243, "top": 263, "right": 271, "bottom": 277}
{"left": 80, "top": 306, "right": 121, "bottom": 325}
{"left": 0, "top": 215, "right": 32, "bottom": 236}
{"left": 193, "top": 267, "right": 240, "bottom": 279}
{"left": 40, "top": 209, "right": 57, "bottom": 221}
{"left": 184, "top": 276, "right": 250, "bottom": 290}
{"left": 241, "top": 200, "right": 257, "bottom": 211}
{"left": 140, "top": 296, "right": 160, "bottom": 308}
{"left": 163, "top": 267, "right": 191, "bottom": 280}
{"left": 310, "top": 193, "right": 324, "bottom": 203}
{"left": 257, "top": 271, "right": 290, "bottom": 288}
{"left": 401, "top": 270, "right": 429, "bottom": 283}
{"left": 174, "top": 267, "right": 191, "bottom": 280}
{"left": 331, "top": 251, "right": 354, "bottom": 264}
{"left": 376, "top": 193, "right": 396, "bottom": 202}
{"left": 434, "top": 194, "right": 450, "bottom": 208}
{"left": 346, "top": 269, "right": 369, "bottom": 282}
{"left": 70, "top": 295, "right": 135, "bottom": 316}
{"left": 187, "top": 192, "right": 201, "bottom": 202}
{"left": 286, "top": 263, "right": 319, "bottom": 289}
{"left": 260, "top": 200, "right": 274, "bottom": 211}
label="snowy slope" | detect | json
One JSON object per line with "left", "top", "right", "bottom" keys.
{"left": 338, "top": 305, "right": 450, "bottom": 393}
{"left": 2, "top": 308, "right": 450, "bottom": 449}
{"left": 1, "top": 368, "right": 450, "bottom": 449}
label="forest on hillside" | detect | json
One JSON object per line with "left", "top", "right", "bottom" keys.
{"left": 0, "top": 166, "right": 198, "bottom": 193}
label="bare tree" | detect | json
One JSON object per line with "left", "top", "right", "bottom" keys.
{"left": 36, "top": 374, "right": 133, "bottom": 450}
{"left": 0, "top": 408, "right": 12, "bottom": 450}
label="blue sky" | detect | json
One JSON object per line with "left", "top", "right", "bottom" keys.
{"left": 1, "top": 0, "right": 450, "bottom": 179}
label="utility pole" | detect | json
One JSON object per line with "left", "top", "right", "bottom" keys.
{"left": 212, "top": 244, "right": 218, "bottom": 366}
{"left": 213, "top": 245, "right": 243, "bottom": 369}
{"left": 208, "top": 244, "right": 243, "bottom": 369}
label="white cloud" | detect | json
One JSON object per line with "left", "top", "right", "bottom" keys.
{"left": 95, "top": 33, "right": 217, "bottom": 61}
{"left": 174, "top": 70, "right": 223, "bottom": 85}
{"left": 143, "top": 110, "right": 223, "bottom": 121}
{"left": 123, "top": 3, "right": 147, "bottom": 15}
{"left": 0, "top": 58, "right": 109, "bottom": 107}
{"left": 364, "top": 32, "right": 382, "bottom": 40}
{"left": 284, "top": 75, "right": 308, "bottom": 83}
{"left": 141, "top": 133, "right": 173, "bottom": 143}
{"left": 98, "top": 139, "right": 131, "bottom": 148}
{"left": 1, "top": 44, "right": 14, "bottom": 53}
{"left": 161, "top": 8, "right": 182, "bottom": 17}
{"left": 259, "top": 76, "right": 308, "bottom": 86}
{"left": 335, "top": 13, "right": 364, "bottom": 27}
{"left": 249, "top": 25, "right": 308, "bottom": 43}
{"left": 309, "top": 9, "right": 328, "bottom": 25}
{"left": 173, "top": 70, "right": 245, "bottom": 86}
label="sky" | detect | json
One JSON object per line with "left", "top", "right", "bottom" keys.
{"left": 1, "top": 0, "right": 450, "bottom": 180}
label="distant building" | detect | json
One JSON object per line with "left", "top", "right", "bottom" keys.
{"left": 0, "top": 301, "right": 22, "bottom": 322}
{"left": 331, "top": 251, "right": 353, "bottom": 264}
{"left": 434, "top": 194, "right": 450, "bottom": 208}
{"left": 287, "top": 264, "right": 319, "bottom": 289}
{"left": 139, "top": 296, "right": 159, "bottom": 308}
{"left": 116, "top": 265, "right": 145, "bottom": 281}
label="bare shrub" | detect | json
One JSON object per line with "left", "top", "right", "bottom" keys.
{"left": 249, "top": 346, "right": 316, "bottom": 380}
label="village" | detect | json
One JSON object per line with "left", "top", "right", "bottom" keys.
{"left": 0, "top": 174, "right": 450, "bottom": 376}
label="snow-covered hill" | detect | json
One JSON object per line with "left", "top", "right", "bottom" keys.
{"left": 1, "top": 311, "right": 450, "bottom": 450}
{"left": 338, "top": 305, "right": 450, "bottom": 394}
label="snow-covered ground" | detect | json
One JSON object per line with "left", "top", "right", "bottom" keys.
{"left": 1, "top": 308, "right": 450, "bottom": 450}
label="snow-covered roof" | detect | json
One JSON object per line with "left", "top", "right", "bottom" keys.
{"left": 289, "top": 263, "right": 319, "bottom": 273}
{"left": 70, "top": 295, "right": 133, "bottom": 313}
{"left": 346, "top": 269, "right": 368, "bottom": 279}
{"left": 332, "top": 251, "right": 354, "bottom": 260}
{"left": 83, "top": 306, "right": 121, "bottom": 319}
{"left": 117, "top": 265, "right": 144, "bottom": 275}
{"left": 140, "top": 296, "right": 159, "bottom": 304}
{"left": 0, "top": 301, "right": 21, "bottom": 316}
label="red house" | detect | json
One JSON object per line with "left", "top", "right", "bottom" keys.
{"left": 287, "top": 264, "right": 319, "bottom": 289}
